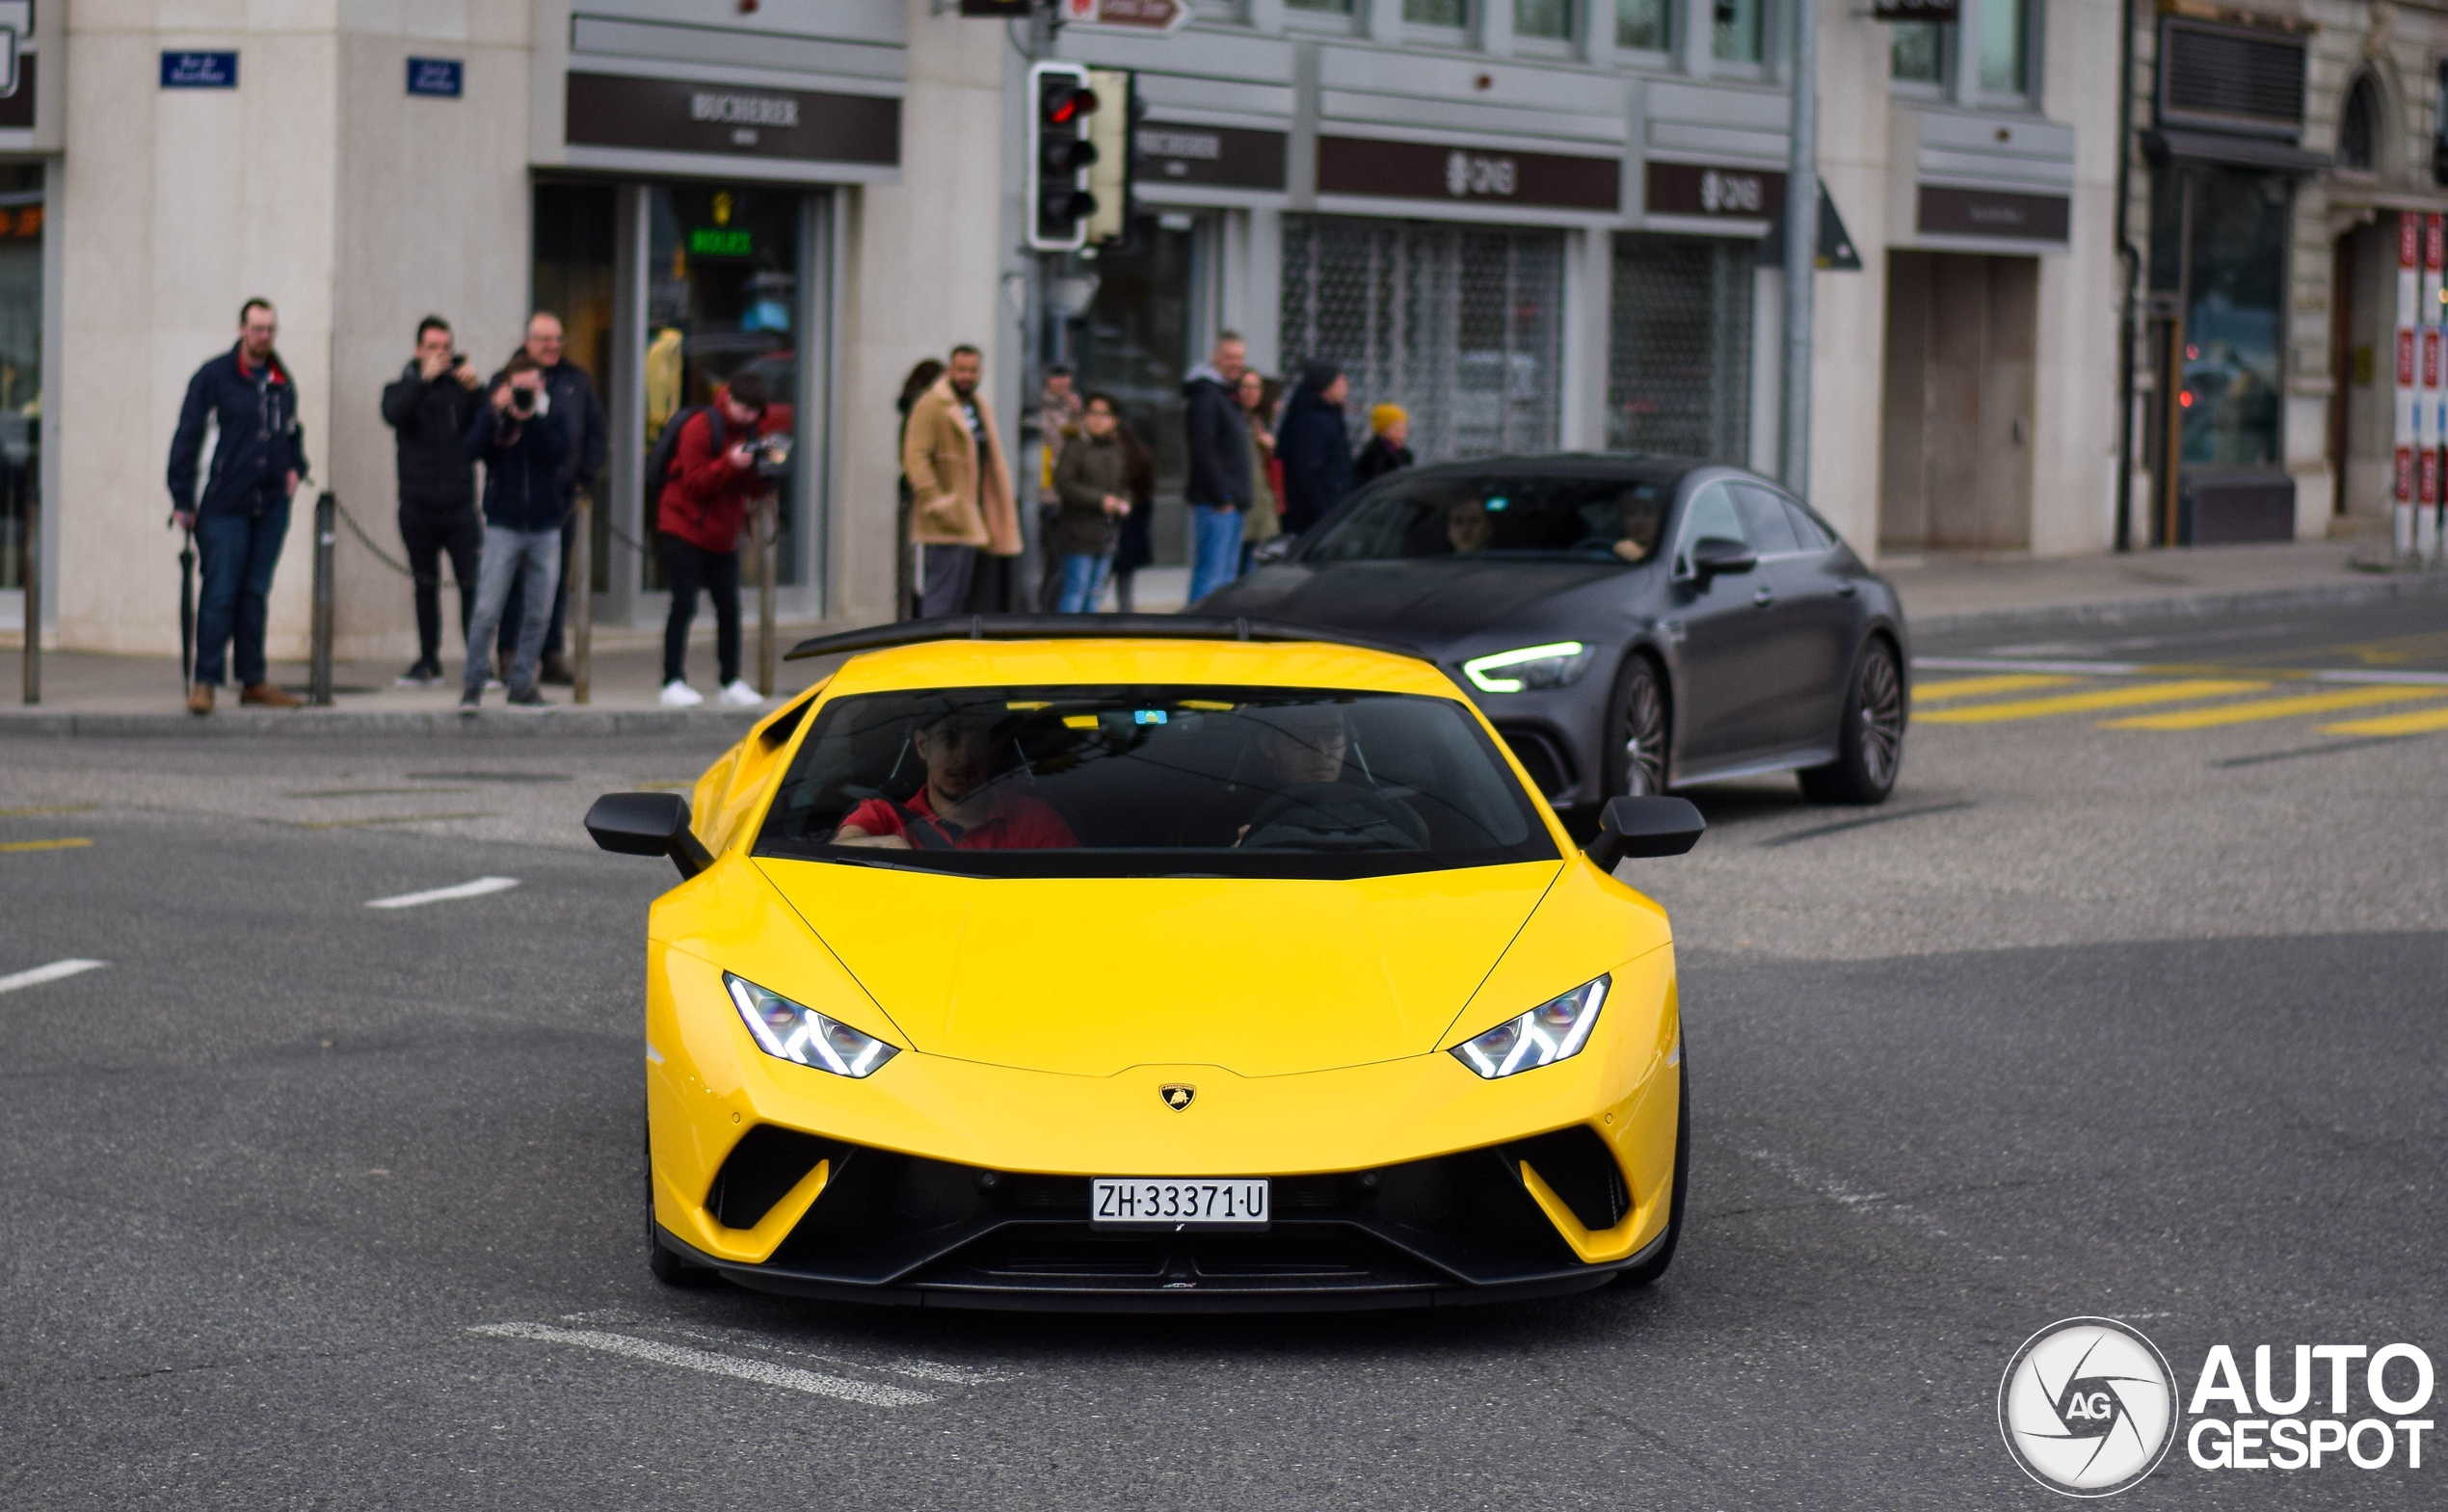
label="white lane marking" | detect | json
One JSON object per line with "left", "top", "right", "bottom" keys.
{"left": 470, "top": 1323, "right": 934, "bottom": 1406}
{"left": 1916, "top": 655, "right": 2448, "bottom": 688}
{"left": 1743, "top": 1148, "right": 1952, "bottom": 1239}
{"left": 365, "top": 876, "right": 520, "bottom": 910}
{"left": 572, "top": 1311, "right": 1011, "bottom": 1386}
{"left": 0, "top": 959, "right": 107, "bottom": 995}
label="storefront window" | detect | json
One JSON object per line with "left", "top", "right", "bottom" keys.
{"left": 1405, "top": 0, "right": 1467, "bottom": 25}
{"left": 2154, "top": 168, "right": 2288, "bottom": 469}
{"left": 1714, "top": 0, "right": 1767, "bottom": 64}
{"left": 1892, "top": 22, "right": 1947, "bottom": 84}
{"left": 1609, "top": 235, "right": 1752, "bottom": 464}
{"left": 1281, "top": 217, "right": 1564, "bottom": 462}
{"left": 646, "top": 184, "right": 804, "bottom": 585}
{"left": 0, "top": 165, "right": 38, "bottom": 597}
{"left": 1978, "top": 0, "right": 2029, "bottom": 96}
{"left": 1516, "top": 0, "right": 1572, "bottom": 40}
{"left": 1615, "top": 0, "right": 1671, "bottom": 51}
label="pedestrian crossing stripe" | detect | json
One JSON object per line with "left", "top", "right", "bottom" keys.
{"left": 1910, "top": 675, "right": 2081, "bottom": 704}
{"left": 2317, "top": 705, "right": 2448, "bottom": 736}
{"left": 1913, "top": 679, "right": 2270, "bottom": 725}
{"left": 2098, "top": 684, "right": 2448, "bottom": 730}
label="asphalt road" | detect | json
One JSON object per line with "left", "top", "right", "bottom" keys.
{"left": 2, "top": 598, "right": 2442, "bottom": 1509}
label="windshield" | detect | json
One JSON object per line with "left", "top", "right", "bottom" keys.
{"left": 1301, "top": 471, "right": 1677, "bottom": 566}
{"left": 755, "top": 684, "right": 1557, "bottom": 879}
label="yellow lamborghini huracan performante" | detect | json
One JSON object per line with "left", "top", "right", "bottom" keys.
{"left": 586, "top": 616, "right": 1704, "bottom": 1311}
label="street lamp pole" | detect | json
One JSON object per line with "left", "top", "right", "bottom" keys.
{"left": 1779, "top": 0, "right": 1819, "bottom": 498}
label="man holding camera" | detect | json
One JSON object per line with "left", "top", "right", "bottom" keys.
{"left": 380, "top": 315, "right": 486, "bottom": 686}
{"left": 490, "top": 312, "right": 607, "bottom": 687}
{"left": 457, "top": 354, "right": 570, "bottom": 712}
{"left": 653, "top": 371, "right": 773, "bottom": 708}
{"left": 167, "top": 298, "right": 306, "bottom": 715}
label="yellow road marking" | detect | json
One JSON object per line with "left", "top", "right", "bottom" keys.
{"left": 0, "top": 804, "right": 99, "bottom": 818}
{"left": 1915, "top": 679, "right": 2270, "bottom": 725}
{"left": 2317, "top": 705, "right": 2448, "bottom": 736}
{"left": 2100, "top": 685, "right": 2448, "bottom": 730}
{"left": 290, "top": 812, "right": 492, "bottom": 830}
{"left": 0, "top": 836, "right": 93, "bottom": 853}
{"left": 1910, "top": 675, "right": 2082, "bottom": 704}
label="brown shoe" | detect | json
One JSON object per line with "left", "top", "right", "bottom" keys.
{"left": 240, "top": 682, "right": 302, "bottom": 708}
{"left": 186, "top": 684, "right": 215, "bottom": 716}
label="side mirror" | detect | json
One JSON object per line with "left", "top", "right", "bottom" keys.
{"left": 1584, "top": 796, "right": 1705, "bottom": 873}
{"left": 586, "top": 792, "right": 715, "bottom": 880}
{"left": 1688, "top": 537, "right": 1758, "bottom": 581}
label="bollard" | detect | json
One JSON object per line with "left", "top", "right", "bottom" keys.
{"left": 18, "top": 491, "right": 35, "bottom": 704}
{"left": 309, "top": 490, "right": 335, "bottom": 706}
{"left": 756, "top": 497, "right": 777, "bottom": 698}
{"left": 570, "top": 493, "right": 593, "bottom": 705}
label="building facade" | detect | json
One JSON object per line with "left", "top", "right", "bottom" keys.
{"left": 5, "top": 1, "right": 2144, "bottom": 663}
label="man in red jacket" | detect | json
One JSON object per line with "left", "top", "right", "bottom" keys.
{"left": 655, "top": 371, "right": 773, "bottom": 707}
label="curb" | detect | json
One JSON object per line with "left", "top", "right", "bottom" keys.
{"left": 0, "top": 706, "right": 767, "bottom": 739}
{"left": 1904, "top": 568, "right": 2448, "bottom": 638}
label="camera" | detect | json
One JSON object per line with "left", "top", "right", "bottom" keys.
{"left": 510, "top": 385, "right": 538, "bottom": 416}
{"left": 752, "top": 430, "right": 793, "bottom": 480}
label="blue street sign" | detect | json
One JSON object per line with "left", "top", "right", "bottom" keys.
{"left": 160, "top": 51, "right": 238, "bottom": 90}
{"left": 406, "top": 58, "right": 463, "bottom": 98}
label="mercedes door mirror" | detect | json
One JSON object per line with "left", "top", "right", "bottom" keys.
{"left": 1584, "top": 796, "right": 1706, "bottom": 871}
{"left": 1688, "top": 537, "right": 1758, "bottom": 581}
{"left": 585, "top": 792, "right": 715, "bottom": 880}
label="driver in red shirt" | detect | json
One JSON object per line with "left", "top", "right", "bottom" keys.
{"left": 834, "top": 707, "right": 1076, "bottom": 850}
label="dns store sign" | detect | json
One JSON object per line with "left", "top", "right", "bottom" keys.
{"left": 1446, "top": 151, "right": 1518, "bottom": 199}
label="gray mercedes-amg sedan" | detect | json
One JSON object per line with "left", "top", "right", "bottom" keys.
{"left": 1199, "top": 454, "right": 1908, "bottom": 810}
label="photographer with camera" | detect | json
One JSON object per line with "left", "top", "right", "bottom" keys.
{"left": 652, "top": 371, "right": 774, "bottom": 708}
{"left": 456, "top": 354, "right": 570, "bottom": 712}
{"left": 380, "top": 315, "right": 486, "bottom": 686}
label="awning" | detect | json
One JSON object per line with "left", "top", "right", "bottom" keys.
{"left": 2142, "top": 127, "right": 2331, "bottom": 174}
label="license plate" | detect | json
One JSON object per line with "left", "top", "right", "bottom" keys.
{"left": 1090, "top": 1178, "right": 1270, "bottom": 1231}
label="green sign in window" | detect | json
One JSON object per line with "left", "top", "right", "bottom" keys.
{"left": 688, "top": 226, "right": 753, "bottom": 257}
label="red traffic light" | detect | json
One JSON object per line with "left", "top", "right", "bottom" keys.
{"left": 1044, "top": 86, "right": 1100, "bottom": 126}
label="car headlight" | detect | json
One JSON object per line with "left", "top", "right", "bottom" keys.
{"left": 1450, "top": 975, "right": 1609, "bottom": 1078}
{"left": 725, "top": 972, "right": 898, "bottom": 1077}
{"left": 1460, "top": 642, "right": 1594, "bottom": 693}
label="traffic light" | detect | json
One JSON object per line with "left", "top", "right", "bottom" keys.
{"left": 1082, "top": 68, "right": 1134, "bottom": 246}
{"left": 1027, "top": 61, "right": 1099, "bottom": 251}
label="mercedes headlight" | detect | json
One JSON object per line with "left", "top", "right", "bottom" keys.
{"left": 725, "top": 972, "right": 898, "bottom": 1077}
{"left": 1461, "top": 642, "right": 1594, "bottom": 693}
{"left": 1450, "top": 975, "right": 1609, "bottom": 1078}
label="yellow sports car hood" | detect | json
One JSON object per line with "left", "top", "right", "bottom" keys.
{"left": 756, "top": 858, "right": 1562, "bottom": 1077}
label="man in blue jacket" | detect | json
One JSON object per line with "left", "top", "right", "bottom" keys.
{"left": 1180, "top": 332, "right": 1249, "bottom": 604}
{"left": 167, "top": 298, "right": 307, "bottom": 715}
{"left": 458, "top": 354, "right": 570, "bottom": 712}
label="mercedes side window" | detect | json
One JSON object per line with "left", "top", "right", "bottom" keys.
{"left": 1672, "top": 482, "right": 1748, "bottom": 577}
{"left": 1731, "top": 485, "right": 1803, "bottom": 556}
{"left": 1783, "top": 498, "right": 1836, "bottom": 553}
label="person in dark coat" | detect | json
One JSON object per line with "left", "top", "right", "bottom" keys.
{"left": 1106, "top": 415, "right": 1157, "bottom": 612}
{"left": 1274, "top": 360, "right": 1356, "bottom": 536}
{"left": 166, "top": 298, "right": 308, "bottom": 715}
{"left": 895, "top": 358, "right": 945, "bottom": 620}
{"left": 1353, "top": 403, "right": 1415, "bottom": 487}
{"left": 457, "top": 355, "right": 571, "bottom": 711}
{"left": 492, "top": 312, "right": 608, "bottom": 685}
{"left": 1050, "top": 393, "right": 1133, "bottom": 612}
{"left": 380, "top": 315, "right": 487, "bottom": 685}
{"left": 1180, "top": 332, "right": 1250, "bottom": 603}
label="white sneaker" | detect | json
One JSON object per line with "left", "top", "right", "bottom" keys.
{"left": 718, "top": 679, "right": 765, "bottom": 708}
{"left": 659, "top": 680, "right": 705, "bottom": 708}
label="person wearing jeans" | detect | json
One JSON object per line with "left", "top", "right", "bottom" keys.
{"left": 1051, "top": 393, "right": 1133, "bottom": 613}
{"left": 653, "top": 371, "right": 773, "bottom": 707}
{"left": 1180, "top": 332, "right": 1251, "bottom": 606}
{"left": 166, "top": 298, "right": 308, "bottom": 715}
{"left": 458, "top": 355, "right": 569, "bottom": 711}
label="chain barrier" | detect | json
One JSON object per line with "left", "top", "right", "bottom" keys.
{"left": 330, "top": 495, "right": 418, "bottom": 578}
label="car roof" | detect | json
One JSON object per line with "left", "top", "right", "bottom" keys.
{"left": 1382, "top": 452, "right": 1702, "bottom": 488}
{"left": 808, "top": 636, "right": 1465, "bottom": 702}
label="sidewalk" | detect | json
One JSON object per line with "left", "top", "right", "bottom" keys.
{"left": 3, "top": 548, "right": 2432, "bottom": 736}
{"left": 1887, "top": 540, "right": 2446, "bottom": 636}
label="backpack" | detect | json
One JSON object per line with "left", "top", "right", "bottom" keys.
{"left": 641, "top": 406, "right": 726, "bottom": 523}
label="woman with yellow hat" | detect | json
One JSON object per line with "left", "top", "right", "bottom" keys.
{"left": 1354, "top": 402, "right": 1415, "bottom": 486}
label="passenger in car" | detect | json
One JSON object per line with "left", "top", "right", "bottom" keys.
{"left": 834, "top": 707, "right": 1077, "bottom": 850}
{"left": 1604, "top": 490, "right": 1664, "bottom": 564}
{"left": 1234, "top": 703, "right": 1426, "bottom": 850}
{"left": 1446, "top": 499, "right": 1494, "bottom": 554}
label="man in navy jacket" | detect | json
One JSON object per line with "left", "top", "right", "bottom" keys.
{"left": 457, "top": 355, "right": 570, "bottom": 712}
{"left": 166, "top": 298, "right": 307, "bottom": 715}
